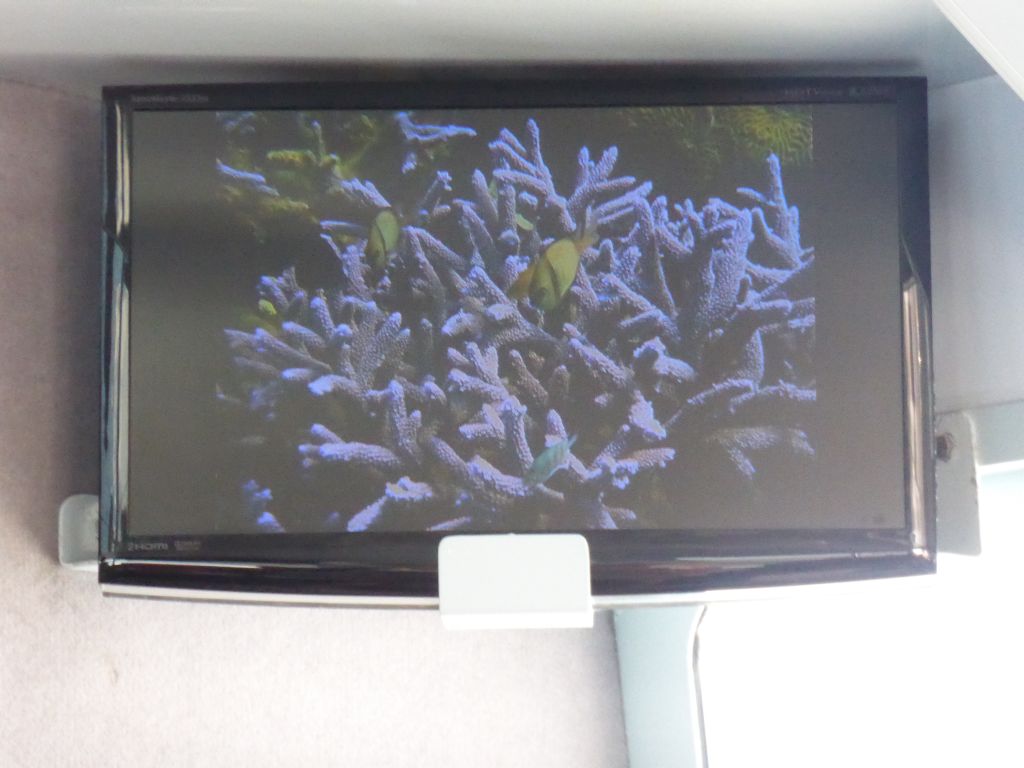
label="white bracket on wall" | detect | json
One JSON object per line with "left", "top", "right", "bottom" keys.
{"left": 58, "top": 493, "right": 100, "bottom": 571}
{"left": 437, "top": 533, "right": 593, "bottom": 630}
{"left": 615, "top": 606, "right": 707, "bottom": 768}
{"left": 935, "top": 410, "right": 982, "bottom": 555}
{"left": 934, "top": 400, "right": 1024, "bottom": 557}
{"left": 966, "top": 399, "right": 1024, "bottom": 470}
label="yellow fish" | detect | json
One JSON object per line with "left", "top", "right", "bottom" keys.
{"left": 240, "top": 310, "right": 279, "bottom": 336}
{"left": 365, "top": 208, "right": 401, "bottom": 270}
{"left": 508, "top": 212, "right": 596, "bottom": 311}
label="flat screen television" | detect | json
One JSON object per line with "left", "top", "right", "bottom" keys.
{"left": 100, "top": 72, "right": 935, "bottom": 604}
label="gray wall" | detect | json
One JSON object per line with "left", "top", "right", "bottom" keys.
{"left": 931, "top": 74, "right": 1024, "bottom": 411}
{"left": 0, "top": 79, "right": 627, "bottom": 768}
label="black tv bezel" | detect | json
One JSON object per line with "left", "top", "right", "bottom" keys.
{"left": 100, "top": 72, "right": 935, "bottom": 603}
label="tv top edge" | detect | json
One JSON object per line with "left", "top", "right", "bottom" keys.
{"left": 101, "top": 73, "right": 927, "bottom": 112}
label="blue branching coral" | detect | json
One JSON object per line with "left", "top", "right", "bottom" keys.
{"left": 220, "top": 111, "right": 816, "bottom": 532}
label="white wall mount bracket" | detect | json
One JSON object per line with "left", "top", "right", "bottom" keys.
{"left": 933, "top": 399, "right": 1024, "bottom": 557}
{"left": 58, "top": 493, "right": 99, "bottom": 571}
{"left": 935, "top": 410, "right": 982, "bottom": 555}
{"left": 437, "top": 533, "right": 593, "bottom": 630}
{"left": 614, "top": 606, "right": 707, "bottom": 768}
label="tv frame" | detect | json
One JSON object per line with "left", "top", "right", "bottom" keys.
{"left": 99, "top": 72, "right": 935, "bottom": 605}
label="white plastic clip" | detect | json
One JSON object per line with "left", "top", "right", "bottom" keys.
{"left": 58, "top": 494, "right": 99, "bottom": 571}
{"left": 438, "top": 533, "right": 593, "bottom": 630}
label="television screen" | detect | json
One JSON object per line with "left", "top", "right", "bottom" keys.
{"left": 101, "top": 75, "right": 934, "bottom": 599}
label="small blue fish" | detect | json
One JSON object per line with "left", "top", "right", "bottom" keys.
{"left": 525, "top": 435, "right": 578, "bottom": 487}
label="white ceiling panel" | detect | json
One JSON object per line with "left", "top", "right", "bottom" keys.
{"left": 0, "top": 1, "right": 995, "bottom": 95}
{"left": 0, "top": 1, "right": 928, "bottom": 60}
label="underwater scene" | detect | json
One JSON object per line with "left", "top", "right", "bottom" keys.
{"left": 207, "top": 105, "right": 818, "bottom": 533}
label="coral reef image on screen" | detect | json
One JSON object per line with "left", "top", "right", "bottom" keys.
{"left": 215, "top": 106, "right": 816, "bottom": 533}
